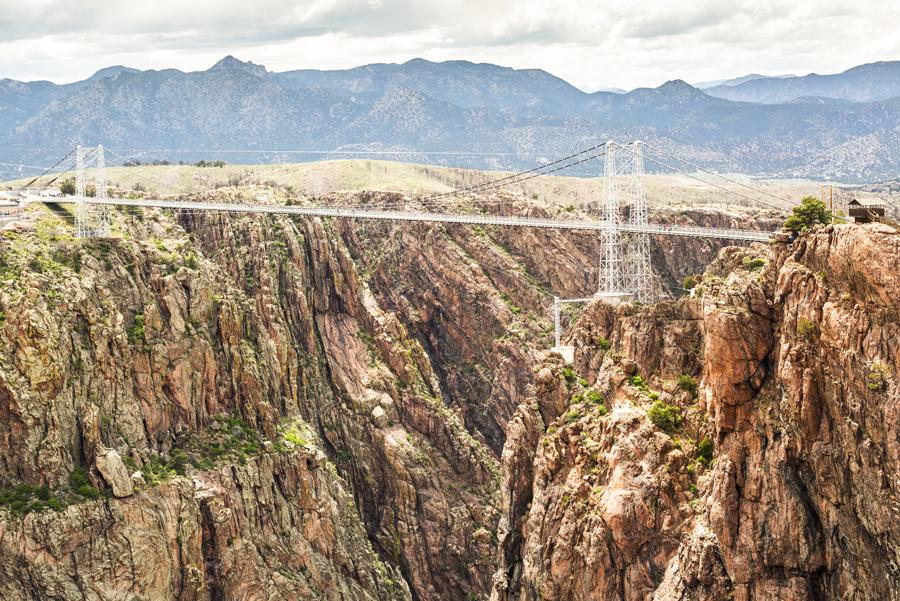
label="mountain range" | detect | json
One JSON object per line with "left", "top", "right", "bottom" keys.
{"left": 1, "top": 56, "right": 899, "bottom": 182}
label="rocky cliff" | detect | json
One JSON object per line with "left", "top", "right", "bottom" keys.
{"left": 0, "top": 191, "right": 893, "bottom": 601}
{"left": 491, "top": 223, "right": 899, "bottom": 601}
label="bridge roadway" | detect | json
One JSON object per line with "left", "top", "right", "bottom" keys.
{"left": 32, "top": 195, "right": 774, "bottom": 242}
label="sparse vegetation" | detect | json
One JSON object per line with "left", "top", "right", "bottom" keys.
{"left": 69, "top": 466, "right": 101, "bottom": 499}
{"left": 630, "top": 375, "right": 648, "bottom": 391}
{"left": 499, "top": 292, "right": 523, "bottom": 314}
{"left": 59, "top": 178, "right": 76, "bottom": 195}
{"left": 648, "top": 400, "right": 683, "bottom": 433}
{"left": 696, "top": 437, "right": 714, "bottom": 467}
{"left": 677, "top": 374, "right": 698, "bottom": 396}
{"left": 0, "top": 483, "right": 65, "bottom": 515}
{"left": 797, "top": 317, "right": 816, "bottom": 340}
{"left": 127, "top": 313, "right": 146, "bottom": 343}
{"left": 683, "top": 275, "right": 697, "bottom": 290}
{"left": 743, "top": 257, "right": 766, "bottom": 271}
{"left": 783, "top": 196, "right": 831, "bottom": 232}
{"left": 564, "top": 408, "right": 581, "bottom": 424}
{"left": 866, "top": 363, "right": 889, "bottom": 391}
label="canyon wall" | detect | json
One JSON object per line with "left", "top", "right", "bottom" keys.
{"left": 491, "top": 223, "right": 899, "bottom": 601}
{"left": 0, "top": 191, "right": 892, "bottom": 600}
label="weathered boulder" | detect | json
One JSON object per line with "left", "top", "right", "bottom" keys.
{"left": 94, "top": 446, "right": 134, "bottom": 498}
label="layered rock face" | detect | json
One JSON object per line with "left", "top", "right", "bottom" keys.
{"left": 491, "top": 223, "right": 899, "bottom": 601}
{"left": 0, "top": 190, "right": 891, "bottom": 601}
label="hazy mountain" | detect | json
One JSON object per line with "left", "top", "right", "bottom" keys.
{"left": 88, "top": 66, "right": 142, "bottom": 81}
{"left": 695, "top": 73, "right": 795, "bottom": 89}
{"left": 704, "top": 61, "right": 900, "bottom": 103}
{"left": 276, "top": 58, "right": 588, "bottom": 116}
{"left": 1, "top": 56, "right": 899, "bottom": 182}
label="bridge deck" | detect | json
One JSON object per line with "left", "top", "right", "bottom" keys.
{"left": 34, "top": 196, "right": 774, "bottom": 241}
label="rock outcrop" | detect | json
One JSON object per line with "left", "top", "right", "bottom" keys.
{"left": 491, "top": 223, "right": 899, "bottom": 601}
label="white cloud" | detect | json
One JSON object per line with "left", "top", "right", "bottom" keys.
{"left": 0, "top": 0, "right": 897, "bottom": 89}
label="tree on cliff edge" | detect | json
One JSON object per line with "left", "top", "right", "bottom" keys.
{"left": 783, "top": 196, "right": 831, "bottom": 232}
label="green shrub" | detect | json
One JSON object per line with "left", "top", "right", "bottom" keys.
{"left": 683, "top": 275, "right": 697, "bottom": 290}
{"left": 742, "top": 257, "right": 766, "bottom": 271}
{"left": 59, "top": 179, "right": 76, "bottom": 195}
{"left": 562, "top": 367, "right": 577, "bottom": 386}
{"left": 583, "top": 390, "right": 607, "bottom": 415}
{"left": 648, "top": 400, "right": 683, "bottom": 433}
{"left": 598, "top": 337, "right": 611, "bottom": 351}
{"left": 783, "top": 196, "right": 831, "bottom": 232}
{"left": 0, "top": 482, "right": 70, "bottom": 514}
{"left": 76, "top": 484, "right": 101, "bottom": 499}
{"left": 69, "top": 467, "right": 102, "bottom": 499}
{"left": 583, "top": 390, "right": 604, "bottom": 406}
{"left": 797, "top": 318, "right": 816, "bottom": 340}
{"left": 677, "top": 374, "right": 698, "bottom": 395}
{"left": 630, "top": 375, "right": 648, "bottom": 391}
{"left": 696, "top": 437, "right": 714, "bottom": 466}
{"left": 127, "top": 313, "right": 146, "bottom": 343}
{"left": 866, "top": 363, "right": 888, "bottom": 391}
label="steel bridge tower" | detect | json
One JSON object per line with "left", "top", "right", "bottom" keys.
{"left": 597, "top": 141, "right": 654, "bottom": 303}
{"left": 624, "top": 141, "right": 654, "bottom": 302}
{"left": 596, "top": 141, "right": 629, "bottom": 303}
{"left": 74, "top": 145, "right": 110, "bottom": 238}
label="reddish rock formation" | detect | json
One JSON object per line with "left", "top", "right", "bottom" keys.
{"left": 0, "top": 187, "right": 889, "bottom": 601}
{"left": 492, "top": 223, "right": 899, "bottom": 601}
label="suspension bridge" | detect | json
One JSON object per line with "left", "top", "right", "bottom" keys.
{"left": 8, "top": 140, "right": 790, "bottom": 351}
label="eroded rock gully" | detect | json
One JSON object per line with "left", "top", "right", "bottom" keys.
{"left": 0, "top": 193, "right": 892, "bottom": 601}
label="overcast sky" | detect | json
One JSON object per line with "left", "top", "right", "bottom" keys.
{"left": 1, "top": 0, "right": 898, "bottom": 90}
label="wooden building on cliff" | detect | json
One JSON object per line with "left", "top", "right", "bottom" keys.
{"left": 848, "top": 198, "right": 885, "bottom": 223}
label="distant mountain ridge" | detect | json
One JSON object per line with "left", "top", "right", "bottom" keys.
{"left": 695, "top": 73, "right": 795, "bottom": 89}
{"left": 704, "top": 61, "right": 900, "bottom": 103}
{"left": 1, "top": 56, "right": 898, "bottom": 182}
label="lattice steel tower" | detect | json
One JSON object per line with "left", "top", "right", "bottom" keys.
{"left": 74, "top": 144, "right": 110, "bottom": 238}
{"left": 596, "top": 141, "right": 629, "bottom": 302}
{"left": 624, "top": 141, "right": 654, "bottom": 302}
{"left": 596, "top": 141, "right": 654, "bottom": 303}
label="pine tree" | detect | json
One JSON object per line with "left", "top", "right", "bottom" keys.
{"left": 783, "top": 196, "right": 831, "bottom": 232}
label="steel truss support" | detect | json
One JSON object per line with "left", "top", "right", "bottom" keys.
{"left": 623, "top": 141, "right": 654, "bottom": 302}
{"left": 597, "top": 141, "right": 629, "bottom": 302}
{"left": 596, "top": 140, "right": 655, "bottom": 304}
{"left": 74, "top": 145, "right": 110, "bottom": 238}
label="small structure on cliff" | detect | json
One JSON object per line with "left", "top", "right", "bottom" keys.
{"left": 848, "top": 198, "right": 885, "bottom": 223}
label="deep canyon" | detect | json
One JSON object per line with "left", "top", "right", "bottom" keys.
{"left": 0, "top": 190, "right": 896, "bottom": 601}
